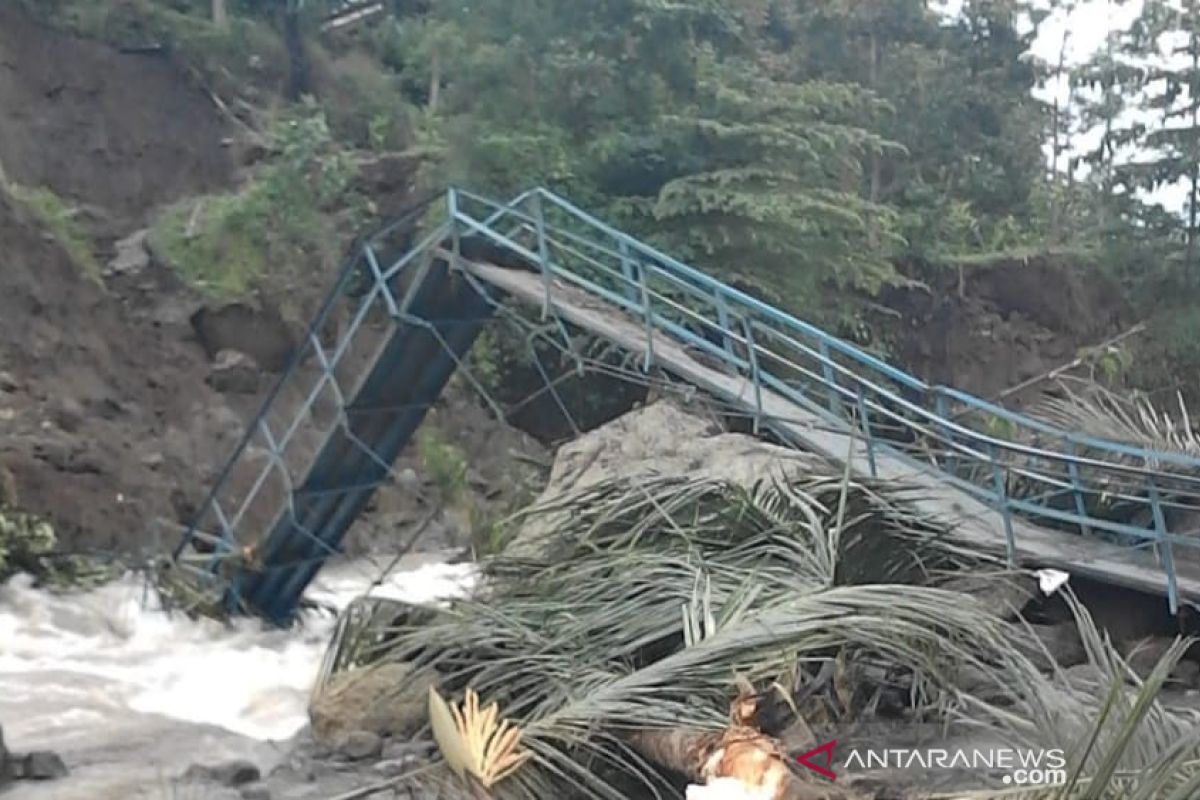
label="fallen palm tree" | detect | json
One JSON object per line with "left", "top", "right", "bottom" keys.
{"left": 312, "top": 406, "right": 1200, "bottom": 799}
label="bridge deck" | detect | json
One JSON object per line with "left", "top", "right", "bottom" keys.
{"left": 176, "top": 188, "right": 1200, "bottom": 622}
{"left": 463, "top": 258, "right": 1200, "bottom": 604}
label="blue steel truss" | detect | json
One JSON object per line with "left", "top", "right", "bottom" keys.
{"left": 173, "top": 187, "right": 1200, "bottom": 623}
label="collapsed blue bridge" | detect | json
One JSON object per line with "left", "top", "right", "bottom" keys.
{"left": 172, "top": 188, "right": 1200, "bottom": 624}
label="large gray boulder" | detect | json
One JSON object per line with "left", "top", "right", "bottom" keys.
{"left": 13, "top": 751, "right": 68, "bottom": 780}
{"left": 508, "top": 399, "right": 821, "bottom": 556}
{"left": 308, "top": 662, "right": 438, "bottom": 744}
{"left": 0, "top": 721, "right": 68, "bottom": 783}
{"left": 206, "top": 349, "right": 262, "bottom": 395}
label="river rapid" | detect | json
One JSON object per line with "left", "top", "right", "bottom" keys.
{"left": 0, "top": 554, "right": 474, "bottom": 799}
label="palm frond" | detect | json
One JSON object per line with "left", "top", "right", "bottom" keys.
{"left": 429, "top": 686, "right": 531, "bottom": 790}
{"left": 315, "top": 465, "right": 1200, "bottom": 800}
{"left": 1029, "top": 380, "right": 1200, "bottom": 463}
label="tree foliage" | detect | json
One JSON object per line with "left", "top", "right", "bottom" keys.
{"left": 34, "top": 0, "right": 1200, "bottom": 370}
{"left": 366, "top": 0, "right": 1056, "bottom": 324}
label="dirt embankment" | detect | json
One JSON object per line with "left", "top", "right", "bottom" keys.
{"left": 0, "top": 4, "right": 236, "bottom": 237}
{"left": 883, "top": 256, "right": 1133, "bottom": 406}
{"left": 0, "top": 6, "right": 539, "bottom": 560}
{"left": 0, "top": 7, "right": 242, "bottom": 556}
{"left": 0, "top": 189, "right": 228, "bottom": 556}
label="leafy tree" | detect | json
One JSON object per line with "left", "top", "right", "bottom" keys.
{"left": 645, "top": 49, "right": 905, "bottom": 300}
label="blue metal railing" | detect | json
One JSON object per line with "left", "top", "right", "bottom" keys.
{"left": 445, "top": 187, "right": 1200, "bottom": 613}
{"left": 171, "top": 192, "right": 535, "bottom": 617}
{"left": 172, "top": 186, "right": 1200, "bottom": 618}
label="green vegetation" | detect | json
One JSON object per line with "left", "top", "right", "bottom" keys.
{"left": 415, "top": 426, "right": 468, "bottom": 505}
{"left": 415, "top": 424, "right": 533, "bottom": 556}
{"left": 463, "top": 328, "right": 506, "bottom": 400}
{"left": 0, "top": 507, "right": 57, "bottom": 581}
{"left": 149, "top": 102, "right": 371, "bottom": 297}
{"left": 23, "top": 0, "right": 288, "bottom": 103}
{"left": 0, "top": 504, "right": 113, "bottom": 588}
{"left": 5, "top": 183, "right": 102, "bottom": 281}
{"left": 466, "top": 509, "right": 507, "bottom": 558}
{"left": 379, "top": 0, "right": 1050, "bottom": 326}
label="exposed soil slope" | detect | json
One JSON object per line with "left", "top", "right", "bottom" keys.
{"left": 0, "top": 5, "right": 539, "bottom": 560}
{"left": 0, "top": 5, "right": 236, "bottom": 237}
{"left": 885, "top": 256, "right": 1132, "bottom": 406}
{"left": 0, "top": 190, "right": 240, "bottom": 556}
{"left": 0, "top": 5, "right": 246, "bottom": 556}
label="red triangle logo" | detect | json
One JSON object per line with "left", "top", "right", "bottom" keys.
{"left": 795, "top": 740, "right": 838, "bottom": 780}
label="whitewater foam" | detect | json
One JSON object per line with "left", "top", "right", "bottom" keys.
{"left": 0, "top": 556, "right": 475, "bottom": 746}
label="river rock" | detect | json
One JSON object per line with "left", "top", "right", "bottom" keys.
{"left": 939, "top": 573, "right": 1039, "bottom": 620}
{"left": 14, "top": 751, "right": 68, "bottom": 780}
{"left": 1125, "top": 636, "right": 1170, "bottom": 679}
{"left": 1172, "top": 659, "right": 1200, "bottom": 687}
{"left": 1019, "top": 622, "right": 1087, "bottom": 671}
{"left": 0, "top": 371, "right": 18, "bottom": 393}
{"left": 309, "top": 662, "right": 438, "bottom": 743}
{"left": 106, "top": 229, "right": 150, "bottom": 275}
{"left": 191, "top": 302, "right": 295, "bottom": 372}
{"left": 51, "top": 396, "right": 85, "bottom": 433}
{"left": 185, "top": 758, "right": 261, "bottom": 786}
{"left": 373, "top": 759, "right": 410, "bottom": 777}
{"left": 333, "top": 730, "right": 383, "bottom": 761}
{"left": 1124, "top": 636, "right": 1200, "bottom": 684}
{"left": 207, "top": 349, "right": 261, "bottom": 395}
{"left": 381, "top": 740, "right": 434, "bottom": 762}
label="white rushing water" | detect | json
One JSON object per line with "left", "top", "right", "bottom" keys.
{"left": 0, "top": 555, "right": 474, "bottom": 795}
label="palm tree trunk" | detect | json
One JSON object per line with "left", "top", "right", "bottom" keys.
{"left": 624, "top": 728, "right": 855, "bottom": 800}
{"left": 624, "top": 728, "right": 715, "bottom": 781}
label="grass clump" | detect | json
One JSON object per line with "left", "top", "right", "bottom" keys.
{"left": 6, "top": 183, "right": 102, "bottom": 280}
{"left": 0, "top": 506, "right": 57, "bottom": 581}
{"left": 415, "top": 421, "right": 544, "bottom": 557}
{"left": 416, "top": 427, "right": 469, "bottom": 505}
{"left": 149, "top": 101, "right": 372, "bottom": 298}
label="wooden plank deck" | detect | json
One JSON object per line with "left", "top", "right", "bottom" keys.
{"left": 462, "top": 258, "right": 1200, "bottom": 605}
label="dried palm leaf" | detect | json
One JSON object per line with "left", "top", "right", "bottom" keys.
{"left": 429, "top": 686, "right": 532, "bottom": 791}
{"left": 321, "top": 469, "right": 1200, "bottom": 800}
{"left": 1030, "top": 381, "right": 1200, "bottom": 465}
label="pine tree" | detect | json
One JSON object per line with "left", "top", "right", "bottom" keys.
{"left": 1071, "top": 18, "right": 1145, "bottom": 238}
{"left": 648, "top": 49, "right": 904, "bottom": 302}
{"left": 1123, "top": 0, "right": 1200, "bottom": 280}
